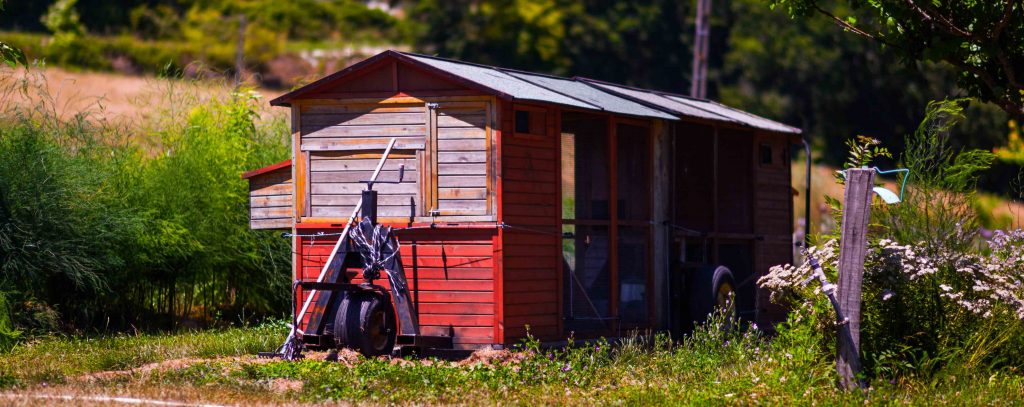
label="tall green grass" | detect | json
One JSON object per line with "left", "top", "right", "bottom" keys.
{"left": 0, "top": 70, "right": 290, "bottom": 335}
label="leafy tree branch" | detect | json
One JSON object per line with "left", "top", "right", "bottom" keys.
{"left": 770, "top": 0, "right": 1023, "bottom": 117}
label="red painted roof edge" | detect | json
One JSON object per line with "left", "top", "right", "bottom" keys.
{"left": 241, "top": 159, "right": 291, "bottom": 179}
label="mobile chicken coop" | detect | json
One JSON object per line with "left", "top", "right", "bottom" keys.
{"left": 244, "top": 50, "right": 802, "bottom": 356}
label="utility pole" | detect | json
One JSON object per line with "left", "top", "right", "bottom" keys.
{"left": 690, "top": 0, "right": 711, "bottom": 99}
{"left": 235, "top": 14, "right": 247, "bottom": 86}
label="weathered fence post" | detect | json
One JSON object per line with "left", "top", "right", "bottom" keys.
{"left": 836, "top": 168, "right": 874, "bottom": 389}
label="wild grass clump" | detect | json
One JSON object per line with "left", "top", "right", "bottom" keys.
{"left": 0, "top": 69, "right": 289, "bottom": 336}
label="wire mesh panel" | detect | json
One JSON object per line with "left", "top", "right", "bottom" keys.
{"left": 562, "top": 224, "right": 612, "bottom": 331}
{"left": 561, "top": 113, "right": 612, "bottom": 332}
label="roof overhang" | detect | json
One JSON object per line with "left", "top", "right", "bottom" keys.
{"left": 242, "top": 159, "right": 291, "bottom": 179}
{"left": 270, "top": 50, "right": 802, "bottom": 134}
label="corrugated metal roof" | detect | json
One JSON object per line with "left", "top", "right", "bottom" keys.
{"left": 275, "top": 50, "right": 801, "bottom": 133}
{"left": 581, "top": 79, "right": 801, "bottom": 134}
{"left": 664, "top": 95, "right": 801, "bottom": 134}
{"left": 583, "top": 81, "right": 731, "bottom": 123}
{"left": 503, "top": 71, "right": 677, "bottom": 120}
{"left": 400, "top": 53, "right": 598, "bottom": 111}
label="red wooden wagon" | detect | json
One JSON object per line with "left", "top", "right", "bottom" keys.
{"left": 243, "top": 50, "right": 802, "bottom": 355}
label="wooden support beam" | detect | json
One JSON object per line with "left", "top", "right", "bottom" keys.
{"left": 836, "top": 168, "right": 874, "bottom": 390}
{"left": 652, "top": 120, "right": 672, "bottom": 328}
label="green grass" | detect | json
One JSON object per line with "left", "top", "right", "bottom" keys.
{"left": 1, "top": 317, "right": 1022, "bottom": 405}
{"left": 0, "top": 323, "right": 284, "bottom": 386}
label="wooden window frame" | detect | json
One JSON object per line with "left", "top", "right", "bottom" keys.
{"left": 425, "top": 100, "right": 494, "bottom": 218}
{"left": 511, "top": 104, "right": 549, "bottom": 140}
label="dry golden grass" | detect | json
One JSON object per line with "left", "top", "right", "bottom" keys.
{"left": 0, "top": 66, "right": 284, "bottom": 124}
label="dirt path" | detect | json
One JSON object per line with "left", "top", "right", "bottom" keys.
{"left": 1, "top": 393, "right": 229, "bottom": 407}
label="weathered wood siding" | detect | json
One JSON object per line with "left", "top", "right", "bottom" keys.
{"left": 308, "top": 150, "right": 421, "bottom": 218}
{"left": 248, "top": 166, "right": 293, "bottom": 229}
{"left": 301, "top": 103, "right": 428, "bottom": 151}
{"left": 298, "top": 99, "right": 495, "bottom": 222}
{"left": 430, "top": 104, "right": 491, "bottom": 216}
{"left": 499, "top": 102, "right": 562, "bottom": 343}
{"left": 296, "top": 227, "right": 498, "bottom": 350}
{"left": 300, "top": 103, "right": 426, "bottom": 220}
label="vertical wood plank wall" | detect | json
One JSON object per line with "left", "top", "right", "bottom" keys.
{"left": 499, "top": 102, "right": 562, "bottom": 343}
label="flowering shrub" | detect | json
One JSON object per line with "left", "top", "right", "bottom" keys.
{"left": 874, "top": 230, "right": 1024, "bottom": 321}
{"left": 758, "top": 239, "right": 839, "bottom": 305}
{"left": 759, "top": 229, "right": 1024, "bottom": 376}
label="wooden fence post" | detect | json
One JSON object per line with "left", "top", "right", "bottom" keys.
{"left": 836, "top": 168, "right": 874, "bottom": 389}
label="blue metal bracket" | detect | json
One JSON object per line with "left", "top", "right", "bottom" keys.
{"left": 838, "top": 167, "right": 910, "bottom": 204}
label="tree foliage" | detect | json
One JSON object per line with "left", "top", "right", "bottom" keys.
{"left": 0, "top": 0, "right": 26, "bottom": 68}
{"left": 770, "top": 0, "right": 1024, "bottom": 117}
{"left": 409, "top": 0, "right": 691, "bottom": 90}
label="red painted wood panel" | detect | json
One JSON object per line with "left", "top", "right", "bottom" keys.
{"left": 296, "top": 227, "right": 498, "bottom": 347}
{"left": 505, "top": 302, "right": 558, "bottom": 316}
{"left": 505, "top": 324, "right": 558, "bottom": 339}
{"left": 499, "top": 103, "right": 564, "bottom": 344}
{"left": 504, "top": 279, "right": 557, "bottom": 293}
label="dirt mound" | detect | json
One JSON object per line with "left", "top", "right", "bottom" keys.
{"left": 75, "top": 355, "right": 276, "bottom": 382}
{"left": 76, "top": 358, "right": 205, "bottom": 382}
{"left": 269, "top": 377, "right": 304, "bottom": 393}
{"left": 457, "top": 348, "right": 530, "bottom": 367}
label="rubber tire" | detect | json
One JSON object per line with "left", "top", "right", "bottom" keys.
{"left": 333, "top": 291, "right": 397, "bottom": 357}
{"left": 687, "top": 265, "right": 737, "bottom": 328}
{"left": 333, "top": 292, "right": 358, "bottom": 348}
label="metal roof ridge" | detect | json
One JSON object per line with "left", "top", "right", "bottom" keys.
{"left": 609, "top": 83, "right": 801, "bottom": 133}
{"left": 662, "top": 94, "right": 801, "bottom": 133}
{"left": 574, "top": 76, "right": 710, "bottom": 102}
{"left": 578, "top": 76, "right": 800, "bottom": 133}
{"left": 396, "top": 51, "right": 518, "bottom": 72}
{"left": 496, "top": 68, "right": 605, "bottom": 111}
{"left": 398, "top": 51, "right": 604, "bottom": 110}
{"left": 569, "top": 78, "right": 687, "bottom": 119}
{"left": 575, "top": 77, "right": 736, "bottom": 123}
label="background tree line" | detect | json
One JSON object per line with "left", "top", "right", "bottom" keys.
{"left": 1, "top": 0, "right": 1018, "bottom": 164}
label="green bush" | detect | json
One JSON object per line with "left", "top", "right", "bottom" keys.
{"left": 0, "top": 74, "right": 289, "bottom": 335}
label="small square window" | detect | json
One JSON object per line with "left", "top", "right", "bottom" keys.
{"left": 760, "top": 144, "right": 773, "bottom": 165}
{"left": 515, "top": 110, "right": 531, "bottom": 134}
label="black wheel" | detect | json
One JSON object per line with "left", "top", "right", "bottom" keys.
{"left": 687, "top": 265, "right": 737, "bottom": 328}
{"left": 333, "top": 291, "right": 396, "bottom": 357}
{"left": 333, "top": 292, "right": 358, "bottom": 348}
